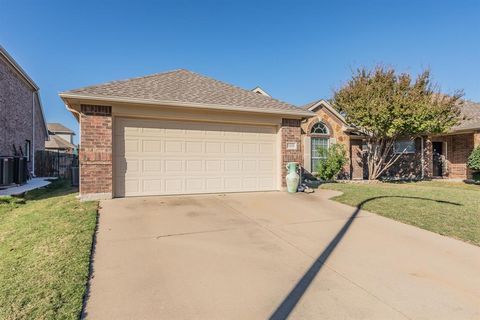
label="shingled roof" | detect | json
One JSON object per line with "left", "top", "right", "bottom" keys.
{"left": 303, "top": 98, "right": 480, "bottom": 132}
{"left": 45, "top": 135, "right": 75, "bottom": 150}
{"left": 60, "top": 69, "right": 313, "bottom": 117}
{"left": 47, "top": 123, "right": 75, "bottom": 134}
{"left": 452, "top": 100, "right": 480, "bottom": 132}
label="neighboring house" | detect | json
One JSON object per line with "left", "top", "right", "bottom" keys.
{"left": 59, "top": 69, "right": 480, "bottom": 200}
{"left": 45, "top": 123, "right": 76, "bottom": 153}
{"left": 0, "top": 46, "right": 48, "bottom": 176}
{"left": 301, "top": 99, "right": 480, "bottom": 180}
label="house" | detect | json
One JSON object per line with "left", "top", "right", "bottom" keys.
{"left": 59, "top": 69, "right": 480, "bottom": 200}
{"left": 301, "top": 99, "right": 480, "bottom": 180}
{"left": 45, "top": 123, "right": 76, "bottom": 153}
{"left": 0, "top": 46, "right": 48, "bottom": 176}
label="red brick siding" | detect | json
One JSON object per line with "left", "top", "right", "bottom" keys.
{"left": 350, "top": 140, "right": 365, "bottom": 179}
{"left": 426, "top": 133, "right": 474, "bottom": 179}
{"left": 0, "top": 56, "right": 47, "bottom": 173}
{"left": 79, "top": 105, "right": 112, "bottom": 196}
{"left": 281, "top": 119, "right": 302, "bottom": 187}
{"left": 450, "top": 134, "right": 474, "bottom": 179}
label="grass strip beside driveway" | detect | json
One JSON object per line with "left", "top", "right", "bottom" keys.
{"left": 321, "top": 181, "right": 480, "bottom": 246}
{"left": 0, "top": 180, "right": 98, "bottom": 319}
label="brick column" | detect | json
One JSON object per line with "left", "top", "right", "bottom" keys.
{"left": 474, "top": 131, "right": 480, "bottom": 148}
{"left": 280, "top": 118, "right": 302, "bottom": 187}
{"left": 79, "top": 105, "right": 113, "bottom": 200}
{"left": 423, "top": 137, "right": 433, "bottom": 178}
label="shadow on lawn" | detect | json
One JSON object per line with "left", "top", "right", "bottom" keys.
{"left": 269, "top": 195, "right": 461, "bottom": 320}
{"left": 23, "top": 179, "right": 77, "bottom": 201}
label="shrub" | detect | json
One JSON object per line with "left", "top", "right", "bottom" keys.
{"left": 467, "top": 146, "right": 480, "bottom": 171}
{"left": 315, "top": 143, "right": 347, "bottom": 181}
{"left": 468, "top": 146, "right": 480, "bottom": 182}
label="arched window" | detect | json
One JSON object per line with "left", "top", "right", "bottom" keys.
{"left": 310, "top": 122, "right": 329, "bottom": 135}
{"left": 310, "top": 122, "right": 329, "bottom": 171}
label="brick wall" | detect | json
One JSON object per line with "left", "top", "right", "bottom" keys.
{"left": 79, "top": 105, "right": 113, "bottom": 198}
{"left": 450, "top": 133, "right": 474, "bottom": 179}
{"left": 281, "top": 118, "right": 302, "bottom": 187}
{"left": 0, "top": 56, "right": 47, "bottom": 173}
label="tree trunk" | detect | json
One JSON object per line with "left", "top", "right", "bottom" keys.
{"left": 366, "top": 137, "right": 414, "bottom": 180}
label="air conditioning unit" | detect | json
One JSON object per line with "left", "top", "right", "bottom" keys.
{"left": 0, "top": 157, "right": 15, "bottom": 186}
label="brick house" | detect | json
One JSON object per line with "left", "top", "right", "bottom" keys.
{"left": 0, "top": 46, "right": 48, "bottom": 176}
{"left": 60, "top": 70, "right": 479, "bottom": 200}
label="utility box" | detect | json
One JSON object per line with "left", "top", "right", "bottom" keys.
{"left": 71, "top": 167, "right": 79, "bottom": 187}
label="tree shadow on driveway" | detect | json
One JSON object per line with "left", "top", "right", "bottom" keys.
{"left": 269, "top": 195, "right": 461, "bottom": 320}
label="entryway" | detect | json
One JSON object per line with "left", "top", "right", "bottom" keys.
{"left": 432, "top": 141, "right": 443, "bottom": 177}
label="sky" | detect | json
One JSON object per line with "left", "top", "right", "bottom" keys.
{"left": 1, "top": 0, "right": 479, "bottom": 144}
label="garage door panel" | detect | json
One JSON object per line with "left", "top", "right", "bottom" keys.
{"left": 142, "top": 140, "right": 162, "bottom": 152}
{"left": 114, "top": 118, "right": 278, "bottom": 197}
{"left": 242, "top": 160, "right": 256, "bottom": 171}
{"left": 143, "top": 159, "right": 162, "bottom": 173}
{"left": 206, "top": 160, "right": 222, "bottom": 172}
{"left": 143, "top": 179, "right": 162, "bottom": 193}
{"left": 165, "top": 179, "right": 183, "bottom": 193}
{"left": 185, "top": 141, "right": 203, "bottom": 153}
{"left": 242, "top": 143, "right": 257, "bottom": 153}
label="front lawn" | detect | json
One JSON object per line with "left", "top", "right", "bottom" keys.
{"left": 321, "top": 181, "right": 480, "bottom": 246}
{"left": 0, "top": 180, "right": 98, "bottom": 319}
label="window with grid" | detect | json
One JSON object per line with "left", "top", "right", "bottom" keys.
{"left": 311, "top": 137, "right": 329, "bottom": 171}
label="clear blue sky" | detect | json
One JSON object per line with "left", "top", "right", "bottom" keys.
{"left": 1, "top": 0, "right": 479, "bottom": 143}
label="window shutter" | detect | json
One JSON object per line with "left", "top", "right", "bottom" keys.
{"left": 303, "top": 136, "right": 311, "bottom": 172}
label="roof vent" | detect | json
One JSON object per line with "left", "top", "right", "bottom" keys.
{"left": 251, "top": 86, "right": 271, "bottom": 97}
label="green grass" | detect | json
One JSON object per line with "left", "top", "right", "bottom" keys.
{"left": 321, "top": 181, "right": 480, "bottom": 246}
{"left": 0, "top": 180, "right": 98, "bottom": 319}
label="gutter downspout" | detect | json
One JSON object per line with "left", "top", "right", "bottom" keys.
{"left": 32, "top": 92, "right": 35, "bottom": 177}
{"left": 65, "top": 104, "right": 81, "bottom": 193}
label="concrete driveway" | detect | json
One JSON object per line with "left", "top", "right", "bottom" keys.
{"left": 84, "top": 190, "right": 480, "bottom": 320}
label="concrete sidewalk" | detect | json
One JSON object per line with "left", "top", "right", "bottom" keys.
{"left": 0, "top": 177, "right": 54, "bottom": 196}
{"left": 84, "top": 190, "right": 480, "bottom": 319}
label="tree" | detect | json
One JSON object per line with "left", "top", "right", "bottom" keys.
{"left": 333, "top": 66, "right": 463, "bottom": 180}
{"left": 316, "top": 143, "right": 347, "bottom": 181}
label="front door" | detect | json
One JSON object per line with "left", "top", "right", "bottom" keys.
{"left": 432, "top": 142, "right": 443, "bottom": 177}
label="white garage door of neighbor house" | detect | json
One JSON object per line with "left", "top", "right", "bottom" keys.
{"left": 114, "top": 117, "right": 278, "bottom": 197}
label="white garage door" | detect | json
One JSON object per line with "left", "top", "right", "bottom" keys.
{"left": 114, "top": 117, "right": 278, "bottom": 197}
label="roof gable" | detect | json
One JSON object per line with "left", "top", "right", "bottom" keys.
{"left": 302, "top": 99, "right": 347, "bottom": 125}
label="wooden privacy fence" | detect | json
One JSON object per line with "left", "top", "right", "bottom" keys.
{"left": 35, "top": 150, "right": 78, "bottom": 178}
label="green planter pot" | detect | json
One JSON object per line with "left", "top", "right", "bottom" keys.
{"left": 285, "top": 162, "right": 300, "bottom": 193}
